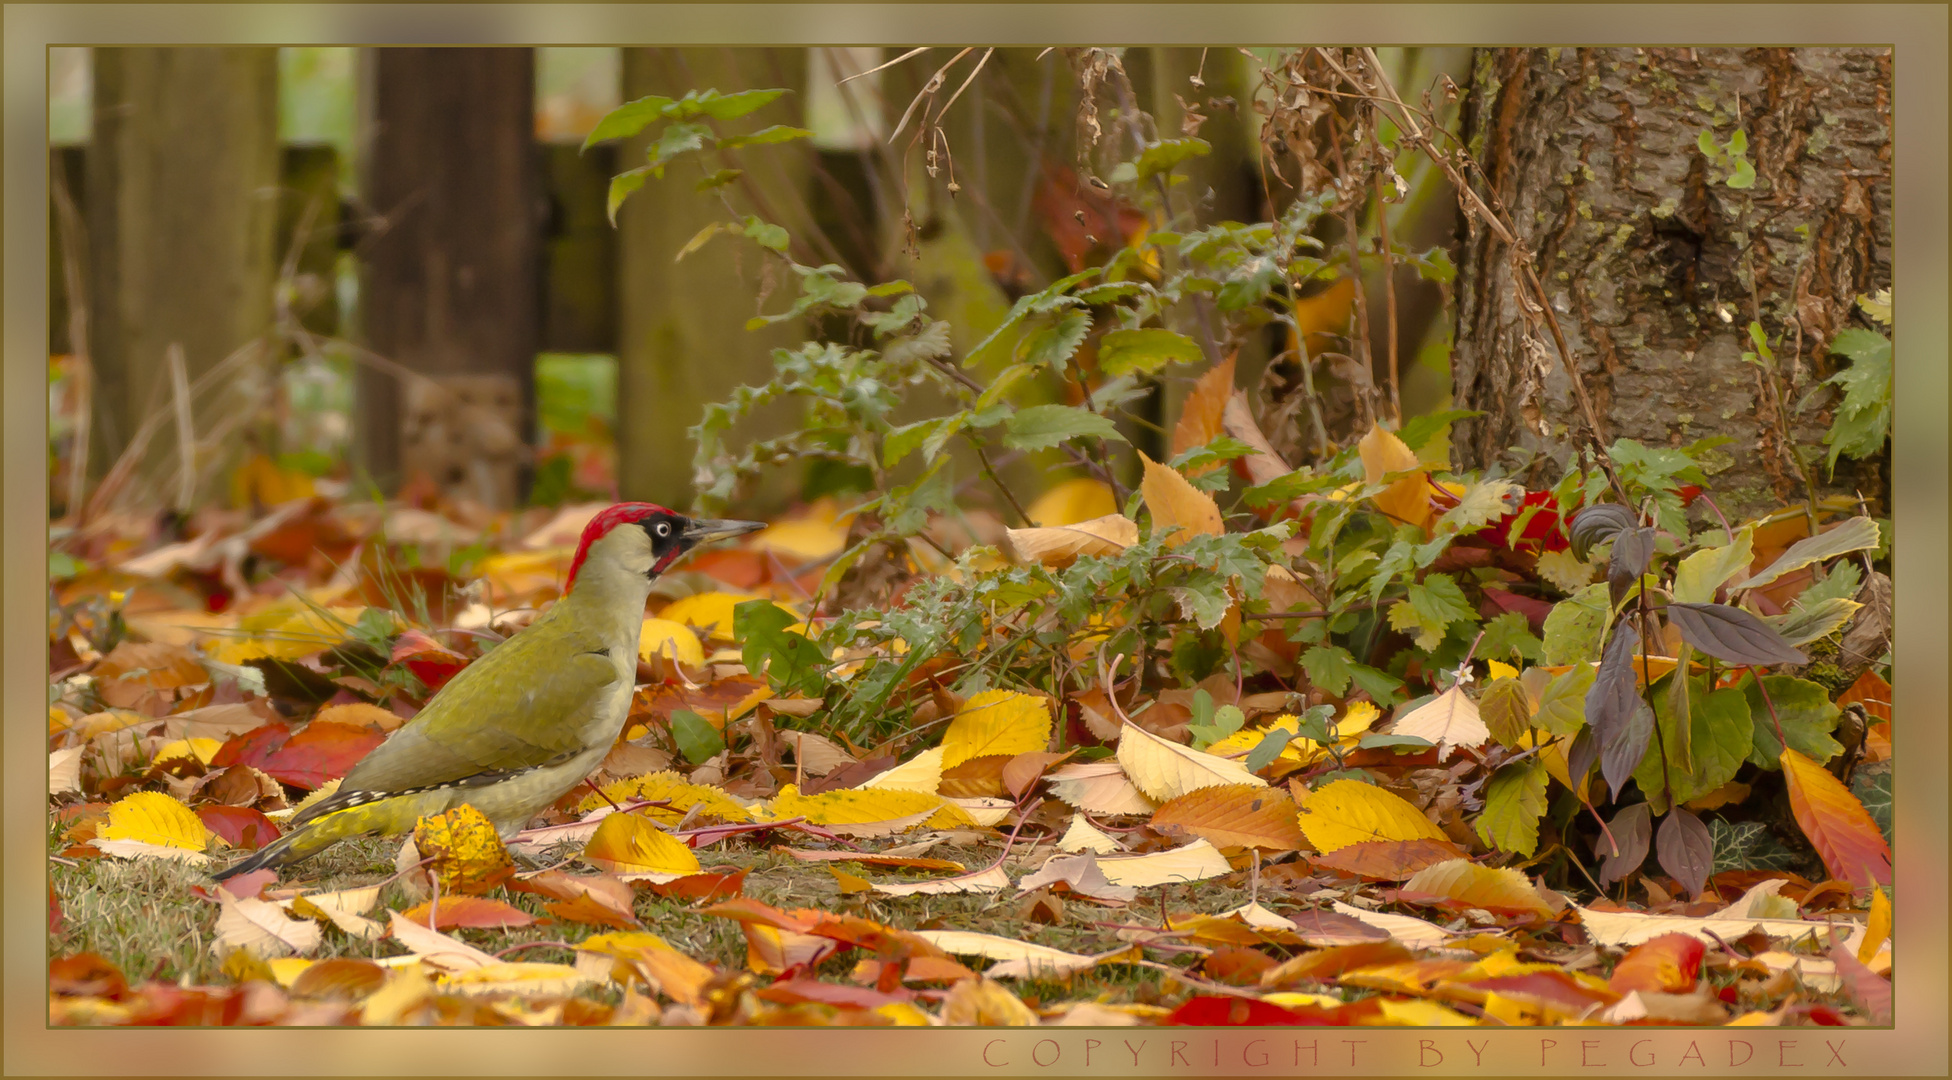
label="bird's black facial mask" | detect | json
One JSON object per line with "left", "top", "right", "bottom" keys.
{"left": 641, "top": 513, "right": 687, "bottom": 576}
{"left": 643, "top": 514, "right": 766, "bottom": 577}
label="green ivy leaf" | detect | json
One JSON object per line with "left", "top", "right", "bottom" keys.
{"left": 582, "top": 94, "right": 676, "bottom": 150}
{"left": 1001, "top": 404, "right": 1126, "bottom": 452}
{"left": 1533, "top": 662, "right": 1596, "bottom": 737}
{"left": 689, "top": 87, "right": 788, "bottom": 121}
{"left": 1479, "top": 677, "right": 1533, "bottom": 749}
{"left": 1634, "top": 676, "right": 1752, "bottom": 813}
{"left": 650, "top": 122, "right": 712, "bottom": 168}
{"left": 1478, "top": 611, "right": 1545, "bottom": 665}
{"left": 694, "top": 168, "right": 744, "bottom": 192}
{"left": 1133, "top": 137, "right": 1212, "bottom": 181}
{"left": 607, "top": 167, "right": 653, "bottom": 225}
{"left": 1097, "top": 328, "right": 1204, "bottom": 377}
{"left": 1475, "top": 758, "right": 1548, "bottom": 857}
{"left": 1245, "top": 728, "right": 1298, "bottom": 772}
{"left": 1744, "top": 674, "right": 1843, "bottom": 767}
{"left": 1672, "top": 526, "right": 1754, "bottom": 604}
{"left": 1187, "top": 700, "right": 1246, "bottom": 750}
{"left": 671, "top": 709, "right": 727, "bottom": 765}
{"left": 1407, "top": 573, "right": 1476, "bottom": 631}
{"left": 1169, "top": 576, "right": 1234, "bottom": 630}
{"left": 719, "top": 124, "right": 812, "bottom": 149}
{"left": 735, "top": 599, "right": 826, "bottom": 698}
{"left": 1541, "top": 582, "right": 1611, "bottom": 665}
{"left": 883, "top": 416, "right": 956, "bottom": 468}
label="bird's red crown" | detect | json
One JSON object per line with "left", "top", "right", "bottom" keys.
{"left": 565, "top": 502, "right": 673, "bottom": 590}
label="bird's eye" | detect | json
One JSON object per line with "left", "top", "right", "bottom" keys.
{"left": 655, "top": 522, "right": 672, "bottom": 538}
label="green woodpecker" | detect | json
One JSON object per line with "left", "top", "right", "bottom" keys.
{"left": 212, "top": 504, "right": 764, "bottom": 881}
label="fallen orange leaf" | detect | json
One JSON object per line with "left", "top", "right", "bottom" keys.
{"left": 1781, "top": 747, "right": 1892, "bottom": 888}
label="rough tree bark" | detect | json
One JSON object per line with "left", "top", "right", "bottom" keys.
{"left": 1453, "top": 48, "right": 1890, "bottom": 520}
{"left": 356, "top": 47, "right": 542, "bottom": 508}
{"left": 86, "top": 48, "right": 281, "bottom": 499}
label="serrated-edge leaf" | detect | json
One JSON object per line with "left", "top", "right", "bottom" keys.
{"left": 1788, "top": 746, "right": 1889, "bottom": 886}
{"left": 1098, "top": 328, "right": 1204, "bottom": 377}
{"left": 1475, "top": 758, "right": 1548, "bottom": 857}
{"left": 1002, "top": 404, "right": 1127, "bottom": 452}
{"left": 1479, "top": 677, "right": 1533, "bottom": 749}
{"left": 1117, "top": 722, "right": 1265, "bottom": 802}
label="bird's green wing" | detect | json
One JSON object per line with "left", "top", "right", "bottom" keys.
{"left": 326, "top": 617, "right": 621, "bottom": 801}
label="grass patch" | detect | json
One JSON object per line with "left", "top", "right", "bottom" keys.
{"left": 52, "top": 836, "right": 1297, "bottom": 1000}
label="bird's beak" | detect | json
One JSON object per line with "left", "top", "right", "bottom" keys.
{"left": 682, "top": 517, "right": 767, "bottom": 546}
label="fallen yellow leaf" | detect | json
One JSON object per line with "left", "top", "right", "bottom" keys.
{"left": 583, "top": 812, "right": 702, "bottom": 879}
{"left": 1296, "top": 779, "right": 1447, "bottom": 852}
{"left": 1139, "top": 452, "right": 1224, "bottom": 547}
{"left": 1026, "top": 477, "right": 1118, "bottom": 527}
{"left": 638, "top": 618, "right": 705, "bottom": 667}
{"left": 98, "top": 791, "right": 211, "bottom": 851}
{"left": 1117, "top": 721, "right": 1266, "bottom": 802}
{"left": 941, "top": 689, "right": 1052, "bottom": 769}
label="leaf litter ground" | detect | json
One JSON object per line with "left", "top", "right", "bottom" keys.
{"left": 48, "top": 458, "right": 1893, "bottom": 1028}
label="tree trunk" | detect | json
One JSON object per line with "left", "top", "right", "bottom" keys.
{"left": 615, "top": 48, "right": 810, "bottom": 512}
{"left": 1453, "top": 48, "right": 1890, "bottom": 519}
{"left": 87, "top": 47, "right": 281, "bottom": 500}
{"left": 356, "top": 47, "right": 541, "bottom": 508}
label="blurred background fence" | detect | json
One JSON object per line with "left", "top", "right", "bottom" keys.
{"left": 47, "top": 46, "right": 1472, "bottom": 525}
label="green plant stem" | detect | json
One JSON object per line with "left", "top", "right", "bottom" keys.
{"left": 1749, "top": 668, "right": 1792, "bottom": 755}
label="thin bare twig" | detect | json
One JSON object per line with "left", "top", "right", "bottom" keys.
{"left": 890, "top": 48, "right": 972, "bottom": 144}
{"left": 839, "top": 46, "right": 931, "bottom": 85}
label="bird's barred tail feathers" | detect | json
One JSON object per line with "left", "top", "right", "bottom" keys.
{"left": 208, "top": 801, "right": 389, "bottom": 882}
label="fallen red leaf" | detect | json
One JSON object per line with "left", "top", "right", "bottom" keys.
{"left": 642, "top": 868, "right": 748, "bottom": 903}
{"left": 755, "top": 978, "right": 914, "bottom": 1008}
{"left": 1307, "top": 838, "right": 1466, "bottom": 881}
{"left": 1608, "top": 932, "right": 1705, "bottom": 995}
{"left": 701, "top": 897, "right": 817, "bottom": 934}
{"left": 49, "top": 953, "right": 129, "bottom": 1000}
{"left": 256, "top": 720, "right": 385, "bottom": 790}
{"left": 195, "top": 805, "right": 282, "bottom": 852}
{"left": 1166, "top": 995, "right": 1346, "bottom": 1026}
{"left": 399, "top": 896, "right": 537, "bottom": 930}
{"left": 210, "top": 722, "right": 294, "bottom": 772}
{"left": 389, "top": 629, "right": 471, "bottom": 692}
{"left": 1202, "top": 946, "right": 1278, "bottom": 985}
{"left": 543, "top": 892, "right": 641, "bottom": 930}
